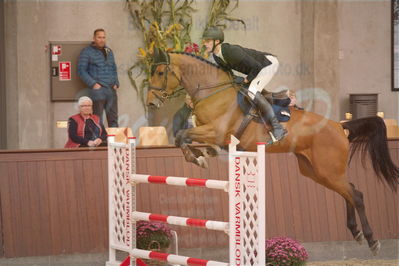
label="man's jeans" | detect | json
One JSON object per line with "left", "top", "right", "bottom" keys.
{"left": 89, "top": 86, "right": 118, "bottom": 127}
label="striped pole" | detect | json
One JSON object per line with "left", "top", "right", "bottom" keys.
{"left": 132, "top": 211, "right": 229, "bottom": 232}
{"left": 131, "top": 248, "right": 229, "bottom": 266}
{"left": 120, "top": 257, "right": 146, "bottom": 266}
{"left": 132, "top": 174, "right": 229, "bottom": 191}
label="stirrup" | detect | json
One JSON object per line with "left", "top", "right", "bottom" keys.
{"left": 268, "top": 130, "right": 287, "bottom": 143}
{"left": 269, "top": 131, "right": 278, "bottom": 143}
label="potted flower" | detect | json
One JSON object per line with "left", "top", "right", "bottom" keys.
{"left": 266, "top": 237, "right": 309, "bottom": 266}
{"left": 136, "top": 221, "right": 173, "bottom": 265}
{"left": 137, "top": 220, "right": 173, "bottom": 250}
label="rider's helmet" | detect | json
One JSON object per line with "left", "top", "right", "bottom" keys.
{"left": 202, "top": 26, "right": 224, "bottom": 43}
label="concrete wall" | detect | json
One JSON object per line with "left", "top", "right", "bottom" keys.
{"left": 338, "top": 0, "right": 398, "bottom": 121}
{"left": 3, "top": 0, "right": 397, "bottom": 149}
{"left": 4, "top": 1, "right": 19, "bottom": 150}
{"left": 0, "top": 0, "right": 6, "bottom": 149}
{"left": 4, "top": 0, "right": 145, "bottom": 149}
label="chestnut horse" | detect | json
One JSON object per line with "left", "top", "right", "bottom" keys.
{"left": 147, "top": 51, "right": 398, "bottom": 255}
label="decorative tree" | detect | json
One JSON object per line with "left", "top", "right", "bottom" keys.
{"left": 126, "top": 0, "right": 196, "bottom": 106}
{"left": 205, "top": 0, "right": 245, "bottom": 29}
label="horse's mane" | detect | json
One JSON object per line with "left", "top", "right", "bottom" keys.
{"left": 168, "top": 51, "right": 226, "bottom": 71}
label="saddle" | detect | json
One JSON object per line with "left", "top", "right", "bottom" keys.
{"left": 235, "top": 87, "right": 299, "bottom": 141}
{"left": 237, "top": 90, "right": 292, "bottom": 123}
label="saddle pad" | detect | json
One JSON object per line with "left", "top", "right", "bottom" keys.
{"left": 237, "top": 91, "right": 291, "bottom": 123}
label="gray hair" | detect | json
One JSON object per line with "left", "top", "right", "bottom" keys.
{"left": 78, "top": 96, "right": 93, "bottom": 106}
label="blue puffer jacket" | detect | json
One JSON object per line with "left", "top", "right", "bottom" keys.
{"left": 78, "top": 44, "right": 119, "bottom": 88}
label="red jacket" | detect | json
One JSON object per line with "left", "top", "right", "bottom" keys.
{"left": 64, "top": 113, "right": 103, "bottom": 148}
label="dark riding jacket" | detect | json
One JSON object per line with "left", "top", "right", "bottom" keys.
{"left": 212, "top": 43, "right": 275, "bottom": 82}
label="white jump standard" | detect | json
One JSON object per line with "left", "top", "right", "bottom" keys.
{"left": 106, "top": 133, "right": 266, "bottom": 266}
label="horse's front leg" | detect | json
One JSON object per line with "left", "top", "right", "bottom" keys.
{"left": 175, "top": 124, "right": 217, "bottom": 168}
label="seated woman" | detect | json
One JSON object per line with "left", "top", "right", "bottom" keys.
{"left": 64, "top": 96, "right": 107, "bottom": 148}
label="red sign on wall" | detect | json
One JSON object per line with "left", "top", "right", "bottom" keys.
{"left": 59, "top": 61, "right": 71, "bottom": 81}
{"left": 52, "top": 45, "right": 62, "bottom": 55}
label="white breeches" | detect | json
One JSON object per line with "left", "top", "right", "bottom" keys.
{"left": 248, "top": 55, "right": 279, "bottom": 99}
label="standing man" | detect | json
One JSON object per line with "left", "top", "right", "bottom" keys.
{"left": 78, "top": 28, "right": 119, "bottom": 127}
{"left": 202, "top": 27, "right": 286, "bottom": 142}
{"left": 173, "top": 94, "right": 195, "bottom": 137}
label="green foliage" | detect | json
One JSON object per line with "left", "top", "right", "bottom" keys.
{"left": 125, "top": 0, "right": 245, "bottom": 107}
{"left": 205, "top": 0, "right": 245, "bottom": 29}
{"left": 126, "top": 0, "right": 196, "bottom": 107}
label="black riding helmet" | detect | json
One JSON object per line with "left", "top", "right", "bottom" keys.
{"left": 202, "top": 26, "right": 224, "bottom": 42}
{"left": 202, "top": 26, "right": 224, "bottom": 52}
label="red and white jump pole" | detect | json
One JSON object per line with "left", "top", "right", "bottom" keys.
{"left": 132, "top": 211, "right": 229, "bottom": 232}
{"left": 132, "top": 174, "right": 229, "bottom": 191}
{"left": 106, "top": 133, "right": 265, "bottom": 266}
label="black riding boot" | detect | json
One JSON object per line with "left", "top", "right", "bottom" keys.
{"left": 253, "top": 91, "right": 287, "bottom": 142}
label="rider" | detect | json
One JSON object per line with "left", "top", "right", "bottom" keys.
{"left": 202, "top": 26, "right": 287, "bottom": 142}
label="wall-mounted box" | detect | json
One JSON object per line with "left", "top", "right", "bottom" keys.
{"left": 50, "top": 41, "right": 90, "bottom": 101}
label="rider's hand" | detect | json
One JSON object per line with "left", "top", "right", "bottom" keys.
{"left": 233, "top": 76, "right": 245, "bottom": 84}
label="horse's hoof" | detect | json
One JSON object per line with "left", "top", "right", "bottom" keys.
{"left": 370, "top": 240, "right": 381, "bottom": 256}
{"left": 355, "top": 231, "right": 364, "bottom": 245}
{"left": 196, "top": 156, "right": 208, "bottom": 168}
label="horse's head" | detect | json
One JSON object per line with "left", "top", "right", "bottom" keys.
{"left": 147, "top": 63, "right": 181, "bottom": 108}
{"left": 147, "top": 48, "right": 181, "bottom": 108}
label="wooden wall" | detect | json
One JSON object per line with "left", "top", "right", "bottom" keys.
{"left": 0, "top": 0, "right": 6, "bottom": 150}
{"left": 0, "top": 141, "right": 398, "bottom": 258}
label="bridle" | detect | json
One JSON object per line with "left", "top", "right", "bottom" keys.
{"left": 148, "top": 64, "right": 184, "bottom": 102}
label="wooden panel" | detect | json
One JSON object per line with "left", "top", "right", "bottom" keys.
{"left": 0, "top": 0, "right": 5, "bottom": 151}
{"left": 73, "top": 159, "right": 91, "bottom": 251}
{"left": 0, "top": 163, "right": 4, "bottom": 257}
{"left": 0, "top": 142, "right": 398, "bottom": 258}
{"left": 0, "top": 1, "right": 5, "bottom": 150}
{"left": 0, "top": 162, "right": 15, "bottom": 257}
{"left": 36, "top": 161, "right": 53, "bottom": 254}
{"left": 0, "top": 149, "right": 111, "bottom": 257}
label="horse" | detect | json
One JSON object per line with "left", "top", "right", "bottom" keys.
{"left": 146, "top": 50, "right": 399, "bottom": 255}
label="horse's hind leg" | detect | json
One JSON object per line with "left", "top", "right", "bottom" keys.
{"left": 350, "top": 183, "right": 381, "bottom": 255}
{"left": 345, "top": 183, "right": 364, "bottom": 244}
{"left": 339, "top": 183, "right": 380, "bottom": 254}
{"left": 295, "top": 152, "right": 379, "bottom": 254}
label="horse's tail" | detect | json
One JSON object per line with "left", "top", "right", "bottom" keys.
{"left": 342, "top": 116, "right": 398, "bottom": 192}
